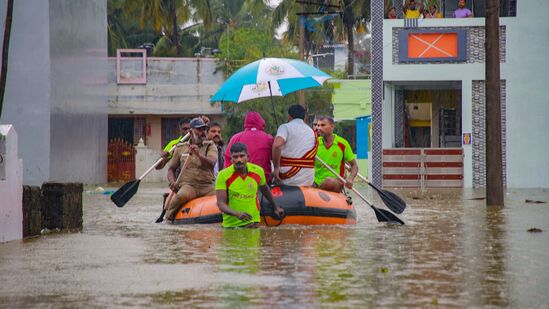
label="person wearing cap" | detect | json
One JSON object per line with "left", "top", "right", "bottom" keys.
{"left": 165, "top": 117, "right": 218, "bottom": 222}
{"left": 155, "top": 118, "right": 191, "bottom": 170}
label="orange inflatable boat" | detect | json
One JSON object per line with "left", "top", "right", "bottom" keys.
{"left": 173, "top": 185, "right": 356, "bottom": 225}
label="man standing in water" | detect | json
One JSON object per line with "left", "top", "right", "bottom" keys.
{"left": 165, "top": 117, "right": 218, "bottom": 222}
{"left": 314, "top": 116, "right": 358, "bottom": 192}
{"left": 216, "top": 143, "right": 284, "bottom": 228}
{"left": 272, "top": 105, "right": 318, "bottom": 186}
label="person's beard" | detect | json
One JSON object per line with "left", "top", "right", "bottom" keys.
{"left": 192, "top": 131, "right": 204, "bottom": 144}
{"left": 234, "top": 161, "right": 245, "bottom": 170}
{"left": 319, "top": 130, "right": 331, "bottom": 138}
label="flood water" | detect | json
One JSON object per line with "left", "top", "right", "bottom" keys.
{"left": 1, "top": 184, "right": 548, "bottom": 308}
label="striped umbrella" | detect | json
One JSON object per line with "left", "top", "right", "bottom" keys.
{"left": 210, "top": 58, "right": 332, "bottom": 125}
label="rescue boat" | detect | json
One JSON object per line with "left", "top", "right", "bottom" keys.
{"left": 173, "top": 185, "right": 356, "bottom": 225}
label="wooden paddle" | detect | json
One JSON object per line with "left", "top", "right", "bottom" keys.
{"left": 316, "top": 156, "right": 405, "bottom": 225}
{"left": 155, "top": 153, "right": 190, "bottom": 223}
{"left": 111, "top": 133, "right": 190, "bottom": 207}
{"left": 345, "top": 163, "right": 407, "bottom": 214}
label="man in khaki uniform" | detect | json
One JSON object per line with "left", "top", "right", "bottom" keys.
{"left": 166, "top": 117, "right": 218, "bottom": 221}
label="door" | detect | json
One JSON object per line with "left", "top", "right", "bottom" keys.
{"left": 107, "top": 138, "right": 135, "bottom": 182}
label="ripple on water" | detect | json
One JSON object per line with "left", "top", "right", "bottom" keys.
{"left": 1, "top": 185, "right": 548, "bottom": 308}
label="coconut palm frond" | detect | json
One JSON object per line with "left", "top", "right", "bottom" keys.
{"left": 272, "top": 0, "right": 293, "bottom": 30}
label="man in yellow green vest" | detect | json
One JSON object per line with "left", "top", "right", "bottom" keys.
{"left": 155, "top": 118, "right": 191, "bottom": 170}
{"left": 216, "top": 143, "right": 284, "bottom": 228}
{"left": 314, "top": 116, "right": 359, "bottom": 192}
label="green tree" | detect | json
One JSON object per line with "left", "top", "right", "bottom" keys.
{"left": 212, "top": 28, "right": 334, "bottom": 138}
{"left": 107, "top": 0, "right": 128, "bottom": 55}
{"left": 107, "top": 0, "right": 161, "bottom": 56}
{"left": 340, "top": 0, "right": 370, "bottom": 78}
{"left": 273, "top": 0, "right": 371, "bottom": 78}
{"left": 176, "top": 0, "right": 272, "bottom": 59}
{"left": 125, "top": 0, "right": 213, "bottom": 56}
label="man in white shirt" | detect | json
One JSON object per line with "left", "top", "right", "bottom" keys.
{"left": 272, "top": 105, "right": 318, "bottom": 186}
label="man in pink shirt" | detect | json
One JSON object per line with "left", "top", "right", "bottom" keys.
{"left": 224, "top": 112, "right": 274, "bottom": 183}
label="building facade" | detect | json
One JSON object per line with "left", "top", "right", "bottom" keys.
{"left": 371, "top": 1, "right": 549, "bottom": 188}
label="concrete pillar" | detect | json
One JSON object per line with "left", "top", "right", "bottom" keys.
{"left": 41, "top": 182, "right": 83, "bottom": 231}
{"left": 135, "top": 138, "right": 165, "bottom": 182}
{"left": 0, "top": 125, "right": 23, "bottom": 243}
{"left": 22, "top": 186, "right": 42, "bottom": 238}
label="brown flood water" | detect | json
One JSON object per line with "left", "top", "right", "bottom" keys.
{"left": 1, "top": 184, "right": 548, "bottom": 308}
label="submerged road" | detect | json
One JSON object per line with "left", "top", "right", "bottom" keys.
{"left": 1, "top": 184, "right": 548, "bottom": 308}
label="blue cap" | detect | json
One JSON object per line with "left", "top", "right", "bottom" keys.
{"left": 189, "top": 117, "right": 208, "bottom": 128}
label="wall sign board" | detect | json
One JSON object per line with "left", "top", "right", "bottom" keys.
{"left": 399, "top": 29, "right": 467, "bottom": 63}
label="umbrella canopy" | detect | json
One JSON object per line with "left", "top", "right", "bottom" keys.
{"left": 210, "top": 58, "right": 332, "bottom": 103}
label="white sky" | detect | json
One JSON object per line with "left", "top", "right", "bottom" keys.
{"left": 269, "top": 0, "right": 287, "bottom": 39}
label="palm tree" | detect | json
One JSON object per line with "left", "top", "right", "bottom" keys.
{"left": 127, "top": 0, "right": 213, "bottom": 56}
{"left": 340, "top": 0, "right": 370, "bottom": 78}
{"left": 206, "top": 0, "right": 272, "bottom": 49}
{"left": 107, "top": 0, "right": 129, "bottom": 55}
{"left": 272, "top": 0, "right": 302, "bottom": 47}
{"left": 273, "top": 0, "right": 371, "bottom": 78}
{"left": 198, "top": 0, "right": 272, "bottom": 69}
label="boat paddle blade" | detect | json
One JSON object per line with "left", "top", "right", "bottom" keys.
{"left": 372, "top": 206, "right": 405, "bottom": 225}
{"left": 370, "top": 184, "right": 407, "bottom": 214}
{"left": 155, "top": 193, "right": 169, "bottom": 223}
{"left": 155, "top": 209, "right": 166, "bottom": 223}
{"left": 111, "top": 179, "right": 140, "bottom": 207}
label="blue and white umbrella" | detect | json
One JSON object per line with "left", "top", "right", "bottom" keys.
{"left": 210, "top": 57, "right": 332, "bottom": 103}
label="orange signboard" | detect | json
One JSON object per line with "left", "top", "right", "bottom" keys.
{"left": 408, "top": 33, "right": 458, "bottom": 59}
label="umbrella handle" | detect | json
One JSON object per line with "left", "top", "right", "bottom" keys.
{"left": 268, "top": 81, "right": 279, "bottom": 128}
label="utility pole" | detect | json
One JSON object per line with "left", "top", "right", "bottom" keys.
{"left": 485, "top": 0, "right": 504, "bottom": 206}
{"left": 298, "top": 1, "right": 306, "bottom": 108}
{"left": 295, "top": 1, "right": 342, "bottom": 111}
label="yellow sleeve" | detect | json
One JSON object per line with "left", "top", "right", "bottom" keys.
{"left": 215, "top": 170, "right": 227, "bottom": 190}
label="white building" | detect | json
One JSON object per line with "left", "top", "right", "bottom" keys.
{"left": 370, "top": 1, "right": 549, "bottom": 188}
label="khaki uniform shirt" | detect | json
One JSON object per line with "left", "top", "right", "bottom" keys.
{"left": 169, "top": 140, "right": 218, "bottom": 186}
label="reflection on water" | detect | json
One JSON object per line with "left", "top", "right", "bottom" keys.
{"left": 1, "top": 184, "right": 548, "bottom": 308}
